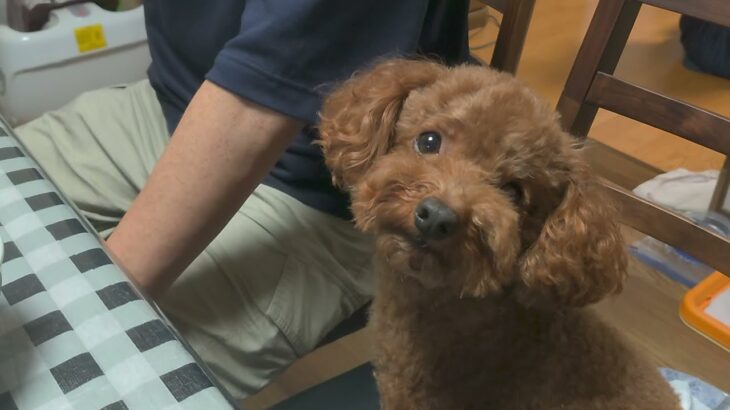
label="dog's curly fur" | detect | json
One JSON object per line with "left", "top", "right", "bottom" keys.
{"left": 318, "top": 59, "right": 680, "bottom": 409}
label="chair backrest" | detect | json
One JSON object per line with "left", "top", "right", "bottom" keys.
{"left": 557, "top": 0, "right": 730, "bottom": 275}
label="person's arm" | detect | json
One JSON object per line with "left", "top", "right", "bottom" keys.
{"left": 106, "top": 80, "right": 304, "bottom": 298}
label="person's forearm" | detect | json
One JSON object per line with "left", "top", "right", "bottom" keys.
{"left": 106, "top": 80, "right": 303, "bottom": 298}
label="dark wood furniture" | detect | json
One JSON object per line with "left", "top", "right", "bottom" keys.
{"left": 557, "top": 0, "right": 730, "bottom": 275}
{"left": 470, "top": 0, "right": 536, "bottom": 73}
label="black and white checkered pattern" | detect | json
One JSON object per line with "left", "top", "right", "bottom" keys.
{"left": 0, "top": 120, "right": 236, "bottom": 409}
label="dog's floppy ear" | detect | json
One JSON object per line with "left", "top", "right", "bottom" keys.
{"left": 318, "top": 59, "right": 446, "bottom": 189}
{"left": 517, "top": 142, "right": 628, "bottom": 308}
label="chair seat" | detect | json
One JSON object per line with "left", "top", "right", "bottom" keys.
{"left": 270, "top": 363, "right": 380, "bottom": 410}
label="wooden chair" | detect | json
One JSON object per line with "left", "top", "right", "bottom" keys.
{"left": 470, "top": 0, "right": 536, "bottom": 73}
{"left": 557, "top": 0, "right": 730, "bottom": 276}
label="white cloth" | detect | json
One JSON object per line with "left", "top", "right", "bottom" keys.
{"left": 633, "top": 168, "right": 720, "bottom": 213}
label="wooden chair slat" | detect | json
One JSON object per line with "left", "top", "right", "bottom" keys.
{"left": 469, "top": 0, "right": 535, "bottom": 74}
{"left": 603, "top": 183, "right": 730, "bottom": 276}
{"left": 583, "top": 141, "right": 662, "bottom": 190}
{"left": 587, "top": 73, "right": 730, "bottom": 155}
{"left": 709, "top": 159, "right": 730, "bottom": 217}
{"left": 557, "top": 0, "right": 642, "bottom": 136}
{"left": 490, "top": 0, "right": 536, "bottom": 73}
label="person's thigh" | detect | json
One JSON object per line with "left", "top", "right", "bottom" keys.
{"left": 14, "top": 80, "right": 168, "bottom": 235}
{"left": 14, "top": 81, "right": 375, "bottom": 399}
{"left": 159, "top": 185, "right": 375, "bottom": 399}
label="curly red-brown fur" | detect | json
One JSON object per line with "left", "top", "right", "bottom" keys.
{"left": 318, "top": 59, "right": 680, "bottom": 409}
{"left": 517, "top": 145, "right": 628, "bottom": 308}
{"left": 319, "top": 59, "right": 446, "bottom": 189}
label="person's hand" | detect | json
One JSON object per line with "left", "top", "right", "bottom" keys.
{"left": 106, "top": 80, "right": 303, "bottom": 299}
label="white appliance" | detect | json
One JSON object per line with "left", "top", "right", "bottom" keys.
{"left": 0, "top": 1, "right": 150, "bottom": 125}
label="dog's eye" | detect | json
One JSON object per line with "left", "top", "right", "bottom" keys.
{"left": 501, "top": 182, "right": 523, "bottom": 204}
{"left": 414, "top": 132, "right": 442, "bottom": 155}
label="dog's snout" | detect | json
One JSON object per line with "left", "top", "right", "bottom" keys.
{"left": 415, "top": 197, "right": 459, "bottom": 240}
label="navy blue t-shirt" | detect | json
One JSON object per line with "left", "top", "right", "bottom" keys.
{"left": 144, "top": 1, "right": 471, "bottom": 219}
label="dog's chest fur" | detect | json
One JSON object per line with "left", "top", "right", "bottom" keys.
{"left": 369, "top": 264, "right": 681, "bottom": 410}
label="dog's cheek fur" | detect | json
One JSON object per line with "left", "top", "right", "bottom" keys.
{"left": 459, "top": 198, "right": 521, "bottom": 297}
{"left": 352, "top": 185, "right": 421, "bottom": 235}
{"left": 518, "top": 158, "right": 628, "bottom": 308}
{"left": 351, "top": 156, "right": 442, "bottom": 234}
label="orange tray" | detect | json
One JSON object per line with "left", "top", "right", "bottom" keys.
{"left": 680, "top": 271, "right": 730, "bottom": 352}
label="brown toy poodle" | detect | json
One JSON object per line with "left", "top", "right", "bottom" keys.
{"left": 318, "top": 59, "right": 681, "bottom": 409}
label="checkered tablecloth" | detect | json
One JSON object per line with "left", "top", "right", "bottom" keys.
{"left": 0, "top": 119, "right": 237, "bottom": 409}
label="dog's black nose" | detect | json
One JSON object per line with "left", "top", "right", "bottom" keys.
{"left": 414, "top": 197, "right": 459, "bottom": 240}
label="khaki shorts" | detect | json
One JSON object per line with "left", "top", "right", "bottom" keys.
{"left": 15, "top": 80, "right": 374, "bottom": 399}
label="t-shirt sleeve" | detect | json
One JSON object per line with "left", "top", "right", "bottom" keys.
{"left": 205, "top": 0, "right": 429, "bottom": 124}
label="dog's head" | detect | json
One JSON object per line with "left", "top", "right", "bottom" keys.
{"left": 318, "top": 59, "right": 627, "bottom": 308}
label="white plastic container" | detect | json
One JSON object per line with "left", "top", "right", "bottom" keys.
{"left": 0, "top": 2, "right": 150, "bottom": 125}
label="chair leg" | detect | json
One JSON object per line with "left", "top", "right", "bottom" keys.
{"left": 490, "top": 0, "right": 536, "bottom": 74}
{"left": 710, "top": 158, "right": 730, "bottom": 217}
{"left": 556, "top": 0, "right": 642, "bottom": 136}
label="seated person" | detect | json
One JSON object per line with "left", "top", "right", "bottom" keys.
{"left": 680, "top": 15, "right": 730, "bottom": 79}
{"left": 15, "top": 0, "right": 472, "bottom": 399}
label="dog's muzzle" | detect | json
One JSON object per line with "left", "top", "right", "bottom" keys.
{"left": 414, "top": 197, "right": 459, "bottom": 241}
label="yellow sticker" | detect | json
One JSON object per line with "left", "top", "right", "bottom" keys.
{"left": 74, "top": 24, "right": 107, "bottom": 53}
